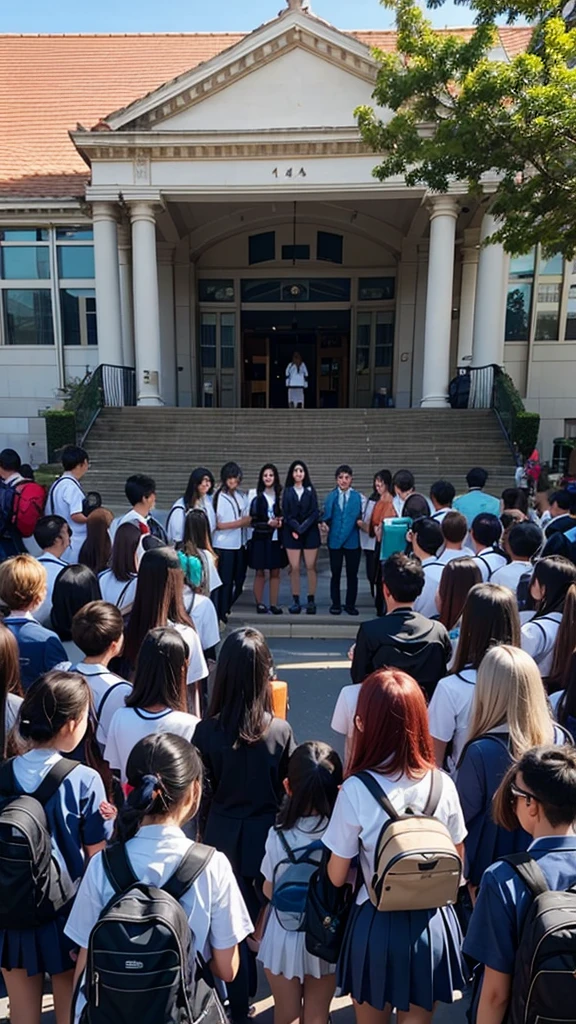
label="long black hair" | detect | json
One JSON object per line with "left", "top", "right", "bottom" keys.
{"left": 117, "top": 733, "right": 204, "bottom": 842}
{"left": 124, "top": 547, "right": 195, "bottom": 668}
{"left": 18, "top": 669, "right": 90, "bottom": 744}
{"left": 208, "top": 627, "right": 273, "bottom": 745}
{"left": 277, "top": 741, "right": 343, "bottom": 832}
{"left": 0, "top": 624, "right": 23, "bottom": 760}
{"left": 370, "top": 469, "right": 393, "bottom": 503}
{"left": 125, "top": 627, "right": 189, "bottom": 713}
{"left": 184, "top": 467, "right": 215, "bottom": 509}
{"left": 51, "top": 564, "right": 102, "bottom": 641}
{"left": 110, "top": 522, "right": 140, "bottom": 582}
{"left": 531, "top": 556, "right": 576, "bottom": 618}
{"left": 213, "top": 462, "right": 243, "bottom": 517}
{"left": 285, "top": 459, "right": 315, "bottom": 493}
{"left": 256, "top": 463, "right": 282, "bottom": 517}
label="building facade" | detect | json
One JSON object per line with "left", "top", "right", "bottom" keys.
{"left": 0, "top": 1, "right": 574, "bottom": 462}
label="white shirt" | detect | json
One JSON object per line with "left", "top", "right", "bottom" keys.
{"left": 98, "top": 569, "right": 138, "bottom": 611}
{"left": 286, "top": 363, "right": 308, "bottom": 389}
{"left": 167, "top": 496, "right": 216, "bottom": 545}
{"left": 430, "top": 508, "right": 452, "bottom": 524}
{"left": 521, "top": 612, "right": 562, "bottom": 678}
{"left": 47, "top": 473, "right": 86, "bottom": 560}
{"left": 35, "top": 553, "right": 68, "bottom": 626}
{"left": 428, "top": 667, "right": 478, "bottom": 774}
{"left": 171, "top": 622, "right": 208, "bottom": 684}
{"left": 322, "top": 769, "right": 466, "bottom": 904}
{"left": 438, "top": 548, "right": 469, "bottom": 565}
{"left": 202, "top": 550, "right": 222, "bottom": 593}
{"left": 110, "top": 509, "right": 149, "bottom": 541}
{"left": 474, "top": 548, "right": 508, "bottom": 582}
{"left": 184, "top": 590, "right": 220, "bottom": 651}
{"left": 57, "top": 661, "right": 132, "bottom": 748}
{"left": 393, "top": 494, "right": 404, "bottom": 517}
{"left": 5, "top": 691, "right": 23, "bottom": 733}
{"left": 491, "top": 560, "right": 533, "bottom": 595}
{"left": 413, "top": 556, "right": 445, "bottom": 619}
{"left": 359, "top": 496, "right": 376, "bottom": 552}
{"left": 212, "top": 490, "right": 248, "bottom": 551}
{"left": 105, "top": 707, "right": 201, "bottom": 783}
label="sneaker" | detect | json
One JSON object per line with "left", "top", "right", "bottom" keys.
{"left": 345, "top": 606, "right": 359, "bottom": 616}
{"left": 256, "top": 603, "right": 269, "bottom": 614}
{"left": 289, "top": 599, "right": 302, "bottom": 615}
{"left": 270, "top": 605, "right": 283, "bottom": 615}
{"left": 329, "top": 605, "right": 342, "bottom": 615}
{"left": 306, "top": 599, "right": 317, "bottom": 615}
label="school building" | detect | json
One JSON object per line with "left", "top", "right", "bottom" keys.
{"left": 0, "top": 0, "right": 574, "bottom": 465}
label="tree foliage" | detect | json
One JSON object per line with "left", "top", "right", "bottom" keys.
{"left": 356, "top": 0, "right": 576, "bottom": 256}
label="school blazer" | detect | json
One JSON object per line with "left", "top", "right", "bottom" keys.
{"left": 282, "top": 486, "right": 320, "bottom": 536}
{"left": 249, "top": 492, "right": 281, "bottom": 538}
{"left": 323, "top": 488, "right": 362, "bottom": 550}
{"left": 4, "top": 616, "right": 67, "bottom": 690}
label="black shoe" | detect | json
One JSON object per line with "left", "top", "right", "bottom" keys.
{"left": 270, "top": 605, "right": 283, "bottom": 615}
{"left": 306, "top": 598, "right": 317, "bottom": 615}
{"left": 329, "top": 605, "right": 342, "bottom": 615}
{"left": 345, "top": 606, "right": 359, "bottom": 616}
{"left": 256, "top": 603, "right": 269, "bottom": 614}
{"left": 289, "top": 598, "right": 302, "bottom": 614}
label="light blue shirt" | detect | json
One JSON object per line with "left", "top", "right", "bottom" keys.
{"left": 453, "top": 489, "right": 500, "bottom": 527}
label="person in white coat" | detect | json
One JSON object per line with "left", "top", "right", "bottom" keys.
{"left": 285, "top": 351, "right": 309, "bottom": 409}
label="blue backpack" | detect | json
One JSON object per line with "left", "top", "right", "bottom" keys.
{"left": 271, "top": 829, "right": 325, "bottom": 932}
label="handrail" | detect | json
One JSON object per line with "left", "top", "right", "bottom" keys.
{"left": 69, "top": 364, "right": 136, "bottom": 444}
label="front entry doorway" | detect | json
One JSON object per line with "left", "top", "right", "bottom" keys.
{"left": 242, "top": 310, "right": 350, "bottom": 409}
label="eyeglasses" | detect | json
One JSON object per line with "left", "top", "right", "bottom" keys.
{"left": 510, "top": 783, "right": 539, "bottom": 805}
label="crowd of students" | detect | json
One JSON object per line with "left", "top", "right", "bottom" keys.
{"left": 1, "top": 442, "right": 576, "bottom": 1024}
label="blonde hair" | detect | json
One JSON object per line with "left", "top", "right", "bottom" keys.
{"left": 465, "top": 644, "right": 554, "bottom": 760}
{"left": 0, "top": 555, "right": 47, "bottom": 611}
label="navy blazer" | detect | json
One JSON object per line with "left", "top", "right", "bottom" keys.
{"left": 282, "top": 486, "right": 320, "bottom": 537}
{"left": 4, "top": 616, "right": 67, "bottom": 690}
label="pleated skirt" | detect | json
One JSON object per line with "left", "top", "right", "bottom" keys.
{"left": 0, "top": 910, "right": 77, "bottom": 977}
{"left": 258, "top": 912, "right": 336, "bottom": 983}
{"left": 337, "top": 899, "right": 467, "bottom": 1013}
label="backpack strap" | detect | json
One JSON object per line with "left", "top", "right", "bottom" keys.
{"left": 355, "top": 771, "right": 400, "bottom": 822}
{"left": 103, "top": 843, "right": 139, "bottom": 894}
{"left": 423, "top": 770, "right": 443, "bottom": 817}
{"left": 33, "top": 759, "right": 81, "bottom": 806}
{"left": 501, "top": 852, "right": 549, "bottom": 898}
{"left": 0, "top": 759, "right": 17, "bottom": 796}
{"left": 96, "top": 682, "right": 127, "bottom": 723}
{"left": 475, "top": 554, "right": 493, "bottom": 580}
{"left": 274, "top": 827, "right": 297, "bottom": 863}
{"left": 115, "top": 578, "right": 134, "bottom": 608}
{"left": 163, "top": 843, "right": 215, "bottom": 901}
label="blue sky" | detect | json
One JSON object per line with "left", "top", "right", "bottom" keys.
{"left": 1, "top": 0, "right": 482, "bottom": 34}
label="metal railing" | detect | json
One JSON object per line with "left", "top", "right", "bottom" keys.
{"left": 72, "top": 364, "right": 136, "bottom": 444}
{"left": 464, "top": 363, "right": 517, "bottom": 457}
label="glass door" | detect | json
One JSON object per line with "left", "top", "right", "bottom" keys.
{"left": 199, "top": 312, "right": 236, "bottom": 407}
{"left": 354, "top": 311, "right": 395, "bottom": 408}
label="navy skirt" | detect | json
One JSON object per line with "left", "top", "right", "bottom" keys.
{"left": 337, "top": 900, "right": 467, "bottom": 1012}
{"left": 0, "top": 909, "right": 77, "bottom": 977}
{"left": 248, "top": 537, "right": 288, "bottom": 571}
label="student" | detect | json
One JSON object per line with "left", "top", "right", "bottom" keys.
{"left": 78, "top": 506, "right": 113, "bottom": 575}
{"left": 491, "top": 521, "right": 543, "bottom": 593}
{"left": 456, "top": 645, "right": 560, "bottom": 892}
{"left": 409, "top": 517, "right": 445, "bottom": 619}
{"left": 33, "top": 515, "right": 71, "bottom": 625}
{"left": 438, "top": 511, "right": 470, "bottom": 564}
{"left": 544, "top": 488, "right": 576, "bottom": 538}
{"left": 0, "top": 448, "right": 26, "bottom": 559}
{"left": 463, "top": 746, "right": 576, "bottom": 1023}
{"left": 357, "top": 480, "right": 378, "bottom": 600}
{"left": 98, "top": 521, "right": 140, "bottom": 613}
{"left": 180, "top": 508, "right": 222, "bottom": 598}
{"left": 249, "top": 463, "right": 286, "bottom": 615}
{"left": 179, "top": 552, "right": 221, "bottom": 660}
{"left": 65, "top": 732, "right": 253, "bottom": 1024}
{"left": 282, "top": 460, "right": 321, "bottom": 616}
{"left": 501, "top": 486, "right": 530, "bottom": 521}
{"left": 166, "top": 466, "right": 216, "bottom": 544}
{"left": 47, "top": 444, "right": 90, "bottom": 563}
{"left": 112, "top": 474, "right": 159, "bottom": 538}
{"left": 429, "top": 479, "right": 456, "bottom": 523}
{"left": 193, "top": 628, "right": 295, "bottom": 1024}
{"left": 435, "top": 556, "right": 482, "bottom": 645}
{"left": 453, "top": 466, "right": 500, "bottom": 527}
{"left": 50, "top": 564, "right": 102, "bottom": 663}
{"left": 58, "top": 601, "right": 131, "bottom": 750}
{"left": 367, "top": 470, "right": 396, "bottom": 616}
{"left": 104, "top": 626, "right": 200, "bottom": 784}
{"left": 470, "top": 513, "right": 508, "bottom": 580}
{"left": 323, "top": 670, "right": 467, "bottom": 1024}
{"left": 0, "top": 670, "right": 111, "bottom": 1024}
{"left": 392, "top": 469, "right": 416, "bottom": 517}
{"left": 323, "top": 465, "right": 363, "bottom": 616}
{"left": 550, "top": 649, "right": 576, "bottom": 738}
{"left": 258, "top": 742, "right": 343, "bottom": 1024}
{"left": 0, "top": 555, "right": 66, "bottom": 688}
{"left": 285, "top": 351, "right": 309, "bottom": 409}
{"left": 122, "top": 546, "right": 207, "bottom": 694}
{"left": 212, "top": 462, "right": 251, "bottom": 622}
{"left": 521, "top": 556, "right": 576, "bottom": 680}
{"left": 428, "top": 583, "right": 522, "bottom": 773}
{"left": 0, "top": 624, "right": 23, "bottom": 758}
{"left": 350, "top": 553, "right": 452, "bottom": 697}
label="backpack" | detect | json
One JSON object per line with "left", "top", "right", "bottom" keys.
{"left": 79, "top": 841, "right": 228, "bottom": 1024}
{"left": 12, "top": 480, "right": 46, "bottom": 537}
{"left": 500, "top": 852, "right": 576, "bottom": 1024}
{"left": 148, "top": 514, "right": 168, "bottom": 544}
{"left": 380, "top": 517, "right": 412, "bottom": 560}
{"left": 270, "top": 828, "right": 325, "bottom": 931}
{"left": 0, "top": 757, "right": 80, "bottom": 929}
{"left": 356, "top": 770, "right": 461, "bottom": 912}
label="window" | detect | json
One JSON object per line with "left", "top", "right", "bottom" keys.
{"left": 57, "top": 246, "right": 95, "bottom": 279}
{"left": 375, "top": 312, "right": 395, "bottom": 367}
{"left": 565, "top": 419, "right": 576, "bottom": 439}
{"left": 56, "top": 226, "right": 94, "bottom": 241}
{"left": 282, "top": 245, "right": 310, "bottom": 261}
{"left": 1, "top": 246, "right": 50, "bottom": 280}
{"left": 356, "top": 312, "right": 371, "bottom": 373}
{"left": 249, "top": 232, "right": 275, "bottom": 265}
{"left": 60, "top": 289, "right": 97, "bottom": 346}
{"left": 200, "top": 313, "right": 217, "bottom": 368}
{"left": 3, "top": 289, "right": 54, "bottom": 345}
{"left": 317, "top": 232, "right": 343, "bottom": 264}
{"left": 358, "top": 277, "right": 395, "bottom": 301}
{"left": 505, "top": 250, "right": 536, "bottom": 342}
{"left": 565, "top": 285, "right": 576, "bottom": 341}
{"left": 198, "top": 279, "right": 235, "bottom": 303}
{"left": 241, "top": 278, "right": 350, "bottom": 303}
{"left": 220, "top": 313, "right": 236, "bottom": 369}
{"left": 0, "top": 229, "right": 48, "bottom": 242}
{"left": 534, "top": 252, "right": 562, "bottom": 341}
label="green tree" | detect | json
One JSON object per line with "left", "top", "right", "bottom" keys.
{"left": 356, "top": 0, "right": 576, "bottom": 256}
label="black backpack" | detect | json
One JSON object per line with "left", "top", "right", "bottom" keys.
{"left": 78, "top": 841, "right": 228, "bottom": 1024}
{"left": 0, "top": 758, "right": 80, "bottom": 928}
{"left": 502, "top": 852, "right": 576, "bottom": 1024}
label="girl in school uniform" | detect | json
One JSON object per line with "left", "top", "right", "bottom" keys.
{"left": 258, "top": 742, "right": 343, "bottom": 1024}
{"left": 435, "top": 556, "right": 482, "bottom": 647}
{"left": 550, "top": 650, "right": 576, "bottom": 738}
{"left": 323, "top": 669, "right": 467, "bottom": 1024}
{"left": 180, "top": 507, "right": 223, "bottom": 599}
{"left": 249, "top": 463, "right": 287, "bottom": 615}
{"left": 463, "top": 745, "right": 576, "bottom": 1022}
{"left": 212, "top": 462, "right": 251, "bottom": 622}
{"left": 368, "top": 470, "right": 396, "bottom": 615}
{"left": 166, "top": 466, "right": 216, "bottom": 545}
{"left": 64, "top": 732, "right": 254, "bottom": 1024}
{"left": 282, "top": 460, "right": 321, "bottom": 616}
{"left": 456, "top": 645, "right": 563, "bottom": 894}
{"left": 178, "top": 551, "right": 221, "bottom": 662}
{"left": 0, "top": 670, "right": 112, "bottom": 1024}
{"left": 428, "top": 583, "right": 521, "bottom": 774}
{"left": 193, "top": 627, "right": 295, "bottom": 1024}
{"left": 50, "top": 564, "right": 102, "bottom": 663}
{"left": 356, "top": 477, "right": 379, "bottom": 600}
{"left": 98, "top": 522, "right": 140, "bottom": 614}
{"left": 0, "top": 624, "right": 23, "bottom": 758}
{"left": 104, "top": 626, "right": 200, "bottom": 784}
{"left": 521, "top": 555, "right": 576, "bottom": 683}
{"left": 78, "top": 507, "right": 113, "bottom": 575}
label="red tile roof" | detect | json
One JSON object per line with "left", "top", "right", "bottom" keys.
{"left": 0, "top": 28, "right": 531, "bottom": 201}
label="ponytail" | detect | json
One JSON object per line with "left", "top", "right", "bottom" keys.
{"left": 177, "top": 551, "right": 203, "bottom": 589}
{"left": 116, "top": 733, "right": 203, "bottom": 843}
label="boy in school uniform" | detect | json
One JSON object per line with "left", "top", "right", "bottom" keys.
{"left": 453, "top": 466, "right": 500, "bottom": 526}
{"left": 409, "top": 517, "right": 445, "bottom": 619}
{"left": 111, "top": 474, "right": 158, "bottom": 539}
{"left": 492, "top": 521, "right": 543, "bottom": 593}
{"left": 438, "top": 510, "right": 471, "bottom": 563}
{"left": 323, "top": 465, "right": 363, "bottom": 616}
{"left": 47, "top": 444, "right": 90, "bottom": 562}
{"left": 429, "top": 479, "right": 456, "bottom": 523}
{"left": 0, "top": 554, "right": 66, "bottom": 687}
{"left": 470, "top": 512, "right": 508, "bottom": 581}
{"left": 33, "top": 514, "right": 71, "bottom": 625}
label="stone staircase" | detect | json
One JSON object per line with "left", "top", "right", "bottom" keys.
{"left": 83, "top": 407, "right": 516, "bottom": 509}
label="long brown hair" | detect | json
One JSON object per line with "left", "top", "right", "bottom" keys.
{"left": 437, "top": 558, "right": 482, "bottom": 631}
{"left": 78, "top": 507, "right": 113, "bottom": 575}
{"left": 110, "top": 522, "right": 140, "bottom": 582}
{"left": 0, "top": 624, "right": 23, "bottom": 759}
{"left": 452, "top": 583, "right": 521, "bottom": 673}
{"left": 548, "top": 583, "right": 576, "bottom": 689}
{"left": 123, "top": 547, "right": 195, "bottom": 667}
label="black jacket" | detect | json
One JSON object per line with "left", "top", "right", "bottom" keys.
{"left": 250, "top": 491, "right": 281, "bottom": 538}
{"left": 351, "top": 608, "right": 452, "bottom": 700}
{"left": 282, "top": 486, "right": 320, "bottom": 535}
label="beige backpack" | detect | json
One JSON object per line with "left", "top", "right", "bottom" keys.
{"left": 356, "top": 771, "right": 462, "bottom": 912}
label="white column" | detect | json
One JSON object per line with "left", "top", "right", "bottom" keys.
{"left": 420, "top": 195, "right": 459, "bottom": 408}
{"left": 158, "top": 244, "right": 177, "bottom": 407}
{"left": 129, "top": 201, "right": 163, "bottom": 406}
{"left": 457, "top": 228, "right": 480, "bottom": 365}
{"left": 471, "top": 212, "right": 508, "bottom": 367}
{"left": 117, "top": 221, "right": 135, "bottom": 368}
{"left": 92, "top": 202, "right": 123, "bottom": 366}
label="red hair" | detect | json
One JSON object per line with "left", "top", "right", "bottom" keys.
{"left": 346, "top": 670, "right": 434, "bottom": 780}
